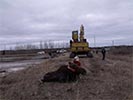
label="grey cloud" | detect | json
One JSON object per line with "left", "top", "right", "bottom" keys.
{"left": 0, "top": 0, "right": 133, "bottom": 46}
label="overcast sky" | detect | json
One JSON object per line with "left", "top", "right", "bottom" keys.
{"left": 0, "top": 0, "right": 133, "bottom": 47}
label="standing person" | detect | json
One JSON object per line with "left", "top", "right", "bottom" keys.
{"left": 2, "top": 50, "right": 5, "bottom": 55}
{"left": 101, "top": 48, "right": 106, "bottom": 60}
{"left": 48, "top": 52, "right": 52, "bottom": 58}
{"left": 96, "top": 50, "right": 98, "bottom": 54}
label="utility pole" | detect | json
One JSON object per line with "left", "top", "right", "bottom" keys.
{"left": 112, "top": 40, "right": 114, "bottom": 46}
{"left": 94, "top": 35, "right": 96, "bottom": 47}
{"left": 40, "top": 41, "right": 43, "bottom": 49}
{"left": 4, "top": 44, "right": 6, "bottom": 50}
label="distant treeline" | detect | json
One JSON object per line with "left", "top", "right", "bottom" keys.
{"left": 0, "top": 41, "right": 69, "bottom": 51}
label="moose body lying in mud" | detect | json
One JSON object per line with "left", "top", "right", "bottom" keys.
{"left": 41, "top": 62, "right": 87, "bottom": 83}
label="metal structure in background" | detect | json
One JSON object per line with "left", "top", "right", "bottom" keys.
{"left": 69, "top": 25, "right": 93, "bottom": 58}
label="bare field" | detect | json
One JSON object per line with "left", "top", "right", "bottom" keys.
{"left": 0, "top": 47, "right": 132, "bottom": 100}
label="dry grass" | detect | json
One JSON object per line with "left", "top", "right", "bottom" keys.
{"left": 0, "top": 47, "right": 132, "bottom": 100}
{"left": 109, "top": 46, "right": 133, "bottom": 55}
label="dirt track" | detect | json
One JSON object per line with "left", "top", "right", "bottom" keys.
{"left": 0, "top": 50, "right": 132, "bottom": 100}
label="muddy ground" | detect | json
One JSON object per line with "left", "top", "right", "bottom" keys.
{"left": 0, "top": 47, "right": 132, "bottom": 100}
{"left": 0, "top": 59, "right": 44, "bottom": 73}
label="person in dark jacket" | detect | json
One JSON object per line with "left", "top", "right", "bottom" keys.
{"left": 2, "top": 50, "right": 5, "bottom": 55}
{"left": 101, "top": 48, "right": 106, "bottom": 60}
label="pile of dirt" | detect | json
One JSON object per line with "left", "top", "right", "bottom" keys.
{"left": 0, "top": 50, "right": 132, "bottom": 100}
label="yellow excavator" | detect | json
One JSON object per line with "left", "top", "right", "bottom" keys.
{"left": 69, "top": 25, "right": 93, "bottom": 58}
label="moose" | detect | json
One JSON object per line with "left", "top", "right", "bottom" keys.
{"left": 40, "top": 62, "right": 87, "bottom": 83}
